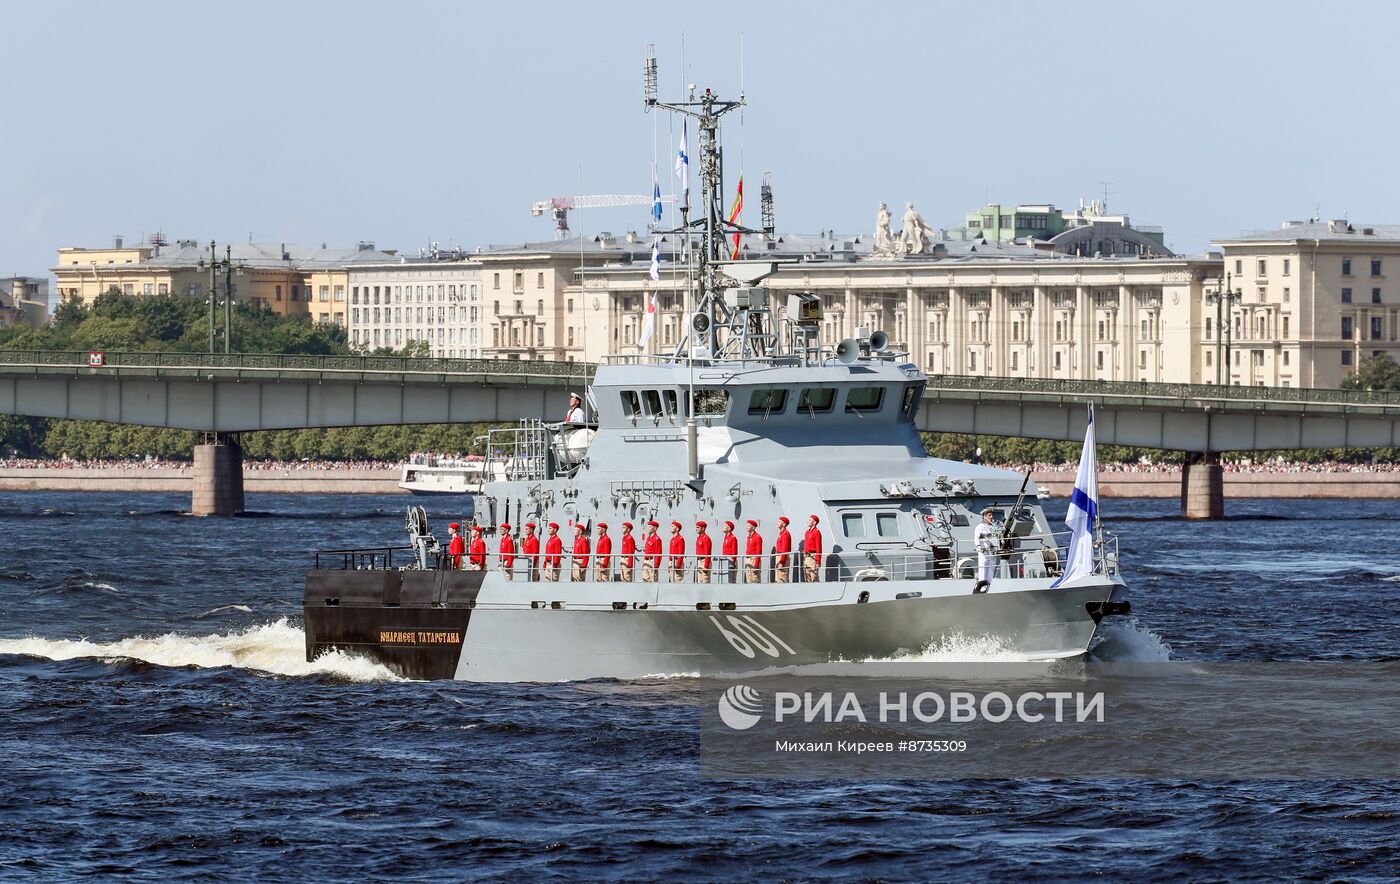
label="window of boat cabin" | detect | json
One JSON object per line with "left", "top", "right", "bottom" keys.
{"left": 845, "top": 386, "right": 883, "bottom": 414}
{"left": 876, "top": 512, "right": 900, "bottom": 537}
{"left": 798, "top": 388, "right": 836, "bottom": 414}
{"left": 643, "top": 389, "right": 664, "bottom": 417}
{"left": 662, "top": 389, "right": 679, "bottom": 418}
{"left": 901, "top": 384, "right": 923, "bottom": 420}
{"left": 841, "top": 512, "right": 866, "bottom": 537}
{"left": 694, "top": 389, "right": 730, "bottom": 417}
{"left": 620, "top": 390, "right": 641, "bottom": 418}
{"left": 748, "top": 389, "right": 787, "bottom": 415}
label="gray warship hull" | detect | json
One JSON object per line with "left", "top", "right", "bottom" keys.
{"left": 303, "top": 569, "right": 1128, "bottom": 682}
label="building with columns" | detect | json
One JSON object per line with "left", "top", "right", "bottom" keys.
{"left": 568, "top": 232, "right": 1221, "bottom": 384}
{"left": 1212, "top": 220, "right": 1400, "bottom": 388}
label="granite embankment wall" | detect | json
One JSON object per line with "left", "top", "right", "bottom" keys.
{"left": 0, "top": 468, "right": 403, "bottom": 494}
{"left": 0, "top": 468, "right": 1398, "bottom": 498}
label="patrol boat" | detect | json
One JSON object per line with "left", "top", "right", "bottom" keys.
{"left": 302, "top": 71, "right": 1129, "bottom": 682}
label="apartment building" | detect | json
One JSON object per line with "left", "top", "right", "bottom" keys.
{"left": 346, "top": 254, "right": 484, "bottom": 357}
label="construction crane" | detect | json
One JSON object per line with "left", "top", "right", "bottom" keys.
{"left": 530, "top": 193, "right": 677, "bottom": 239}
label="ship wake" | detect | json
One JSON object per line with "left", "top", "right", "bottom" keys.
{"left": 0, "top": 618, "right": 401, "bottom": 682}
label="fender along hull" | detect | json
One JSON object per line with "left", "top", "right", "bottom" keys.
{"left": 303, "top": 570, "right": 1125, "bottom": 682}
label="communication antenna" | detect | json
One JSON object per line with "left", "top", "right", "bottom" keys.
{"left": 760, "top": 171, "right": 775, "bottom": 236}
{"left": 643, "top": 44, "right": 658, "bottom": 105}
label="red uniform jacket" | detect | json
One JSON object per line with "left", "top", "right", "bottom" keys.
{"left": 544, "top": 535, "right": 563, "bottom": 568}
{"left": 745, "top": 532, "right": 763, "bottom": 568}
{"left": 803, "top": 528, "right": 822, "bottom": 556}
{"left": 468, "top": 536, "right": 487, "bottom": 568}
{"left": 521, "top": 534, "right": 540, "bottom": 566}
{"left": 572, "top": 535, "right": 591, "bottom": 567}
{"left": 668, "top": 534, "right": 686, "bottom": 569}
{"left": 774, "top": 528, "right": 793, "bottom": 566}
{"left": 499, "top": 535, "right": 516, "bottom": 567}
{"left": 695, "top": 533, "right": 712, "bottom": 569}
{"left": 722, "top": 534, "right": 738, "bottom": 560}
{"left": 447, "top": 534, "right": 465, "bottom": 568}
{"left": 643, "top": 533, "right": 662, "bottom": 567}
{"left": 596, "top": 534, "right": 612, "bottom": 569}
{"left": 620, "top": 533, "right": 636, "bottom": 567}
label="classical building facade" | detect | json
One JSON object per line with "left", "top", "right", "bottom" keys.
{"left": 569, "top": 233, "right": 1220, "bottom": 384}
{"left": 0, "top": 276, "right": 50, "bottom": 327}
{"left": 51, "top": 238, "right": 396, "bottom": 326}
{"left": 346, "top": 255, "right": 484, "bottom": 357}
{"left": 1212, "top": 220, "right": 1400, "bottom": 387}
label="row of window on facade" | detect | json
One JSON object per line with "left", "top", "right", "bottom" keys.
{"left": 351, "top": 326, "right": 478, "bottom": 347}
{"left": 351, "top": 283, "right": 478, "bottom": 306}
{"left": 1235, "top": 257, "right": 1384, "bottom": 277}
{"left": 489, "top": 325, "right": 578, "bottom": 348}
{"left": 1340, "top": 287, "right": 1386, "bottom": 304}
{"left": 492, "top": 271, "right": 547, "bottom": 291}
{"left": 1340, "top": 316, "right": 1388, "bottom": 341}
{"left": 351, "top": 306, "right": 473, "bottom": 325}
{"left": 1205, "top": 315, "right": 1294, "bottom": 341}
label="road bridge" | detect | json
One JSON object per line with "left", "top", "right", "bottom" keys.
{"left": 1, "top": 351, "right": 1397, "bottom": 517}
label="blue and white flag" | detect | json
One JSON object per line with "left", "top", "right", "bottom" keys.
{"left": 675, "top": 120, "right": 689, "bottom": 196}
{"left": 1051, "top": 405, "right": 1098, "bottom": 588}
{"left": 652, "top": 178, "right": 663, "bottom": 224}
{"left": 649, "top": 235, "right": 661, "bottom": 281}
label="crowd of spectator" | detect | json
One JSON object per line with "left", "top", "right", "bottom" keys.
{"left": 992, "top": 459, "right": 1400, "bottom": 474}
{"left": 0, "top": 455, "right": 400, "bottom": 472}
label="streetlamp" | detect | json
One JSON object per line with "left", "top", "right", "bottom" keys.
{"left": 197, "top": 241, "right": 247, "bottom": 354}
{"left": 1205, "top": 273, "right": 1242, "bottom": 385}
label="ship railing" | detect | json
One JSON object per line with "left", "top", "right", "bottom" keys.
{"left": 313, "top": 546, "right": 413, "bottom": 571}
{"left": 464, "top": 532, "right": 1120, "bottom": 588}
{"left": 457, "top": 531, "right": 1118, "bottom": 584}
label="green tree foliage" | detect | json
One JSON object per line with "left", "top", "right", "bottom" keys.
{"left": 1342, "top": 354, "right": 1400, "bottom": 392}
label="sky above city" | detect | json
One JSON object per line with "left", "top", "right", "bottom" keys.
{"left": 6, "top": 0, "right": 1400, "bottom": 281}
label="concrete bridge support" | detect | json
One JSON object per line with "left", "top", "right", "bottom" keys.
{"left": 192, "top": 432, "right": 244, "bottom": 516}
{"left": 1182, "top": 452, "right": 1224, "bottom": 520}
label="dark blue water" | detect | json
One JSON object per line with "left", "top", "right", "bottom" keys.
{"left": 2, "top": 493, "right": 1398, "bottom": 880}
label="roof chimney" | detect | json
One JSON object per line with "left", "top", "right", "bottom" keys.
{"left": 113, "top": 235, "right": 123, "bottom": 249}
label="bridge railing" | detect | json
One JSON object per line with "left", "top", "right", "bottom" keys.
{"left": 0, "top": 350, "right": 594, "bottom": 380}
{"left": 921, "top": 373, "right": 1400, "bottom": 408}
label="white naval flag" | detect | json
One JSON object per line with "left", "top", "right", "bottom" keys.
{"left": 675, "top": 120, "right": 689, "bottom": 196}
{"left": 649, "top": 236, "right": 660, "bottom": 281}
{"left": 1051, "top": 405, "right": 1098, "bottom": 588}
{"left": 638, "top": 292, "right": 656, "bottom": 348}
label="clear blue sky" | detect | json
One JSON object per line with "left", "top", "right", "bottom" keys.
{"left": 5, "top": 0, "right": 1400, "bottom": 281}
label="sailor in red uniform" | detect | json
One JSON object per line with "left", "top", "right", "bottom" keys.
{"left": 694, "top": 521, "right": 713, "bottom": 584}
{"left": 543, "top": 522, "right": 563, "bottom": 582}
{"left": 498, "top": 523, "right": 516, "bottom": 580}
{"left": 571, "top": 523, "right": 591, "bottom": 582}
{"left": 668, "top": 520, "right": 686, "bottom": 582}
{"left": 521, "top": 522, "right": 540, "bottom": 582}
{"left": 446, "top": 522, "right": 465, "bottom": 570}
{"left": 595, "top": 522, "right": 612, "bottom": 582}
{"left": 744, "top": 519, "right": 763, "bottom": 584}
{"left": 803, "top": 515, "right": 823, "bottom": 582}
{"left": 774, "top": 516, "right": 793, "bottom": 583}
{"left": 468, "top": 525, "right": 487, "bottom": 571}
{"left": 642, "top": 520, "right": 662, "bottom": 583}
{"left": 619, "top": 521, "right": 637, "bottom": 582}
{"left": 721, "top": 520, "right": 738, "bottom": 583}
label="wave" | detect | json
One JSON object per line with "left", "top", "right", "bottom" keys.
{"left": 1089, "top": 618, "right": 1173, "bottom": 662}
{"left": 192, "top": 604, "right": 254, "bottom": 618}
{"left": 0, "top": 618, "right": 400, "bottom": 682}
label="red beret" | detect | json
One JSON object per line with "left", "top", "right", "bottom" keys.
{"left": 597, "top": 522, "right": 608, "bottom": 529}
{"left": 723, "top": 520, "right": 734, "bottom": 529}
{"left": 670, "top": 520, "right": 682, "bottom": 529}
{"left": 777, "top": 516, "right": 789, "bottom": 526}
{"left": 695, "top": 520, "right": 707, "bottom": 529}
{"left": 525, "top": 522, "right": 536, "bottom": 529}
{"left": 548, "top": 522, "right": 559, "bottom": 530}
{"left": 746, "top": 519, "right": 758, "bottom": 527}
{"left": 810, "top": 514, "right": 820, "bottom": 524}
{"left": 574, "top": 522, "right": 586, "bottom": 530}
{"left": 622, "top": 521, "right": 634, "bottom": 528}
{"left": 500, "top": 523, "right": 511, "bottom": 531}
{"left": 471, "top": 525, "right": 483, "bottom": 532}
{"left": 647, "top": 520, "right": 659, "bottom": 527}
{"left": 449, "top": 522, "right": 460, "bottom": 530}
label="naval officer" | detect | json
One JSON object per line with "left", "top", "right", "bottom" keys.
{"left": 973, "top": 508, "right": 1000, "bottom": 593}
{"left": 563, "top": 392, "right": 585, "bottom": 424}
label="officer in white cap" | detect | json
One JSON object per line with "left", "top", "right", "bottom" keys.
{"left": 564, "top": 392, "right": 585, "bottom": 424}
{"left": 972, "top": 507, "right": 1001, "bottom": 594}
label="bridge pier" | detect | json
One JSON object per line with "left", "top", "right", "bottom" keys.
{"left": 1182, "top": 452, "right": 1224, "bottom": 520}
{"left": 192, "top": 432, "right": 244, "bottom": 516}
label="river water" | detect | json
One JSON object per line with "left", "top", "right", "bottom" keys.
{"left": 1, "top": 492, "right": 1397, "bottom": 879}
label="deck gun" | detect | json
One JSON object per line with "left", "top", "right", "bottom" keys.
{"left": 405, "top": 505, "right": 440, "bottom": 570}
{"left": 1001, "top": 470, "right": 1035, "bottom": 555}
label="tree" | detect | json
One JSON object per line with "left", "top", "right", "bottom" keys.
{"left": 1343, "top": 354, "right": 1400, "bottom": 392}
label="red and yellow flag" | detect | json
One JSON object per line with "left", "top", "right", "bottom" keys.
{"left": 727, "top": 175, "right": 744, "bottom": 259}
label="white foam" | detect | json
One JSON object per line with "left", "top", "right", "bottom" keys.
{"left": 197, "top": 604, "right": 254, "bottom": 617}
{"left": 75, "top": 581, "right": 120, "bottom": 593}
{"left": 0, "top": 618, "right": 401, "bottom": 682}
{"left": 1089, "top": 618, "right": 1172, "bottom": 662}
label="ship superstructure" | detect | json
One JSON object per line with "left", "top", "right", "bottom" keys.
{"left": 303, "top": 53, "right": 1129, "bottom": 681}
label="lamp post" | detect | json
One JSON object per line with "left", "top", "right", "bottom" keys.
{"left": 1205, "top": 273, "right": 1242, "bottom": 385}
{"left": 197, "top": 241, "right": 247, "bottom": 354}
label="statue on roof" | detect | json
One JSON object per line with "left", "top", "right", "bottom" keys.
{"left": 899, "top": 202, "right": 935, "bottom": 256}
{"left": 871, "top": 202, "right": 900, "bottom": 258}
